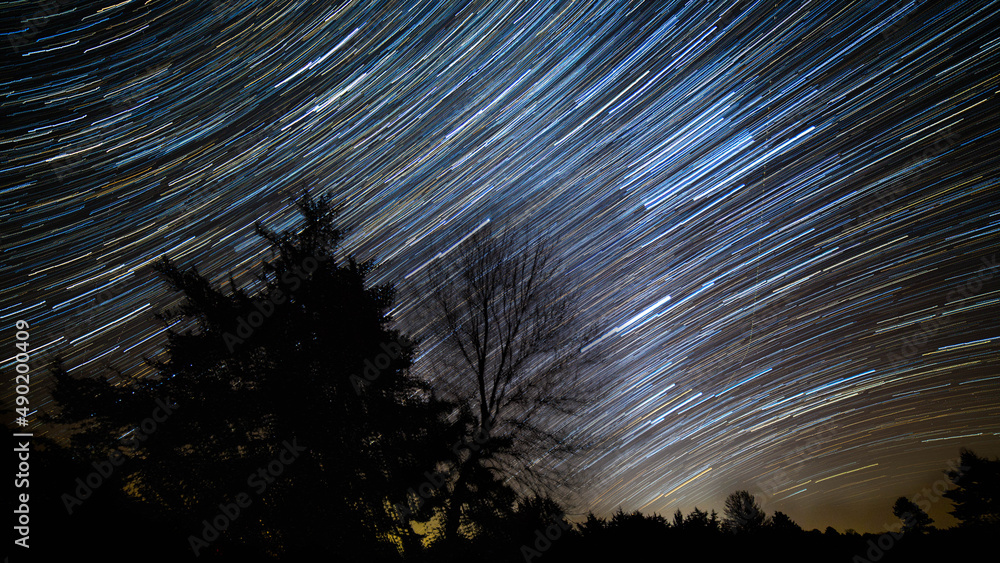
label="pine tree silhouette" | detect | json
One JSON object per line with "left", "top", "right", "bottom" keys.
{"left": 43, "top": 192, "right": 464, "bottom": 560}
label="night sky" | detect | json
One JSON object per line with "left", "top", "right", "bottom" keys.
{"left": 3, "top": 0, "right": 1000, "bottom": 534}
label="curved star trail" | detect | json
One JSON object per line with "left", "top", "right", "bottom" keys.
{"left": 3, "top": 0, "right": 999, "bottom": 533}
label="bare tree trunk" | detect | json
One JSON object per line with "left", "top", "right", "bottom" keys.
{"left": 422, "top": 222, "right": 593, "bottom": 503}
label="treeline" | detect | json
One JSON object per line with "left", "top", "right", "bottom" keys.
{"left": 19, "top": 193, "right": 999, "bottom": 562}
{"left": 543, "top": 453, "right": 998, "bottom": 563}
{"left": 521, "top": 505, "right": 995, "bottom": 563}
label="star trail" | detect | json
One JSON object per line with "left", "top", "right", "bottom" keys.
{"left": 3, "top": 0, "right": 999, "bottom": 534}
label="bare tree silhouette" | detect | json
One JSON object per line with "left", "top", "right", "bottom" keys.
{"left": 421, "top": 222, "right": 595, "bottom": 541}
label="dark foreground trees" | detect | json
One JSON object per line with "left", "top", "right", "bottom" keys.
{"left": 770, "top": 510, "right": 801, "bottom": 533}
{"left": 43, "top": 193, "right": 462, "bottom": 560}
{"left": 33, "top": 189, "right": 998, "bottom": 561}
{"left": 892, "top": 497, "right": 934, "bottom": 534}
{"left": 723, "top": 489, "right": 769, "bottom": 533}
{"left": 943, "top": 448, "right": 1000, "bottom": 528}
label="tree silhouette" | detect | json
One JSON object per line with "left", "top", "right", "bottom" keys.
{"left": 608, "top": 507, "right": 668, "bottom": 536}
{"left": 770, "top": 510, "right": 801, "bottom": 533}
{"left": 893, "top": 496, "right": 935, "bottom": 534}
{"left": 709, "top": 509, "right": 721, "bottom": 532}
{"left": 942, "top": 448, "right": 1000, "bottom": 529}
{"left": 683, "top": 507, "right": 711, "bottom": 530}
{"left": 577, "top": 511, "right": 607, "bottom": 537}
{"left": 420, "top": 222, "right": 594, "bottom": 541}
{"left": 723, "top": 490, "right": 768, "bottom": 533}
{"left": 44, "top": 192, "right": 460, "bottom": 559}
{"left": 672, "top": 508, "right": 684, "bottom": 528}
{"left": 509, "top": 495, "right": 573, "bottom": 553}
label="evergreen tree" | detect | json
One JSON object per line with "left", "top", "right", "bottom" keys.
{"left": 685, "top": 507, "right": 710, "bottom": 529}
{"left": 770, "top": 510, "right": 801, "bottom": 533}
{"left": 723, "top": 490, "right": 768, "bottom": 533}
{"left": 892, "top": 497, "right": 935, "bottom": 534}
{"left": 578, "top": 511, "right": 607, "bottom": 536}
{"left": 943, "top": 448, "right": 1000, "bottom": 529}
{"left": 709, "top": 509, "right": 721, "bottom": 532}
{"left": 45, "top": 192, "right": 461, "bottom": 559}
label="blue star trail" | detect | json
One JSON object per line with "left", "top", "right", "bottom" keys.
{"left": 2, "top": 0, "right": 998, "bottom": 533}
